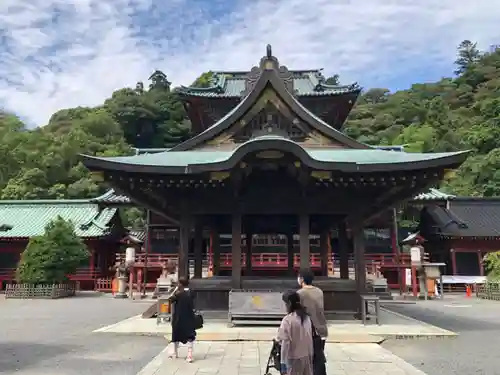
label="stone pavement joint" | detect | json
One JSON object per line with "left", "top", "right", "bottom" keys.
{"left": 136, "top": 342, "right": 429, "bottom": 375}
{"left": 95, "top": 311, "right": 457, "bottom": 341}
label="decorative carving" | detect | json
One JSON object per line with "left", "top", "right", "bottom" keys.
{"left": 278, "top": 66, "right": 294, "bottom": 93}
{"left": 241, "top": 67, "right": 262, "bottom": 97}
{"left": 240, "top": 45, "right": 295, "bottom": 96}
{"left": 232, "top": 103, "right": 307, "bottom": 142}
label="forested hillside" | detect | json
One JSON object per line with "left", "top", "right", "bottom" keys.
{"left": 0, "top": 41, "right": 499, "bottom": 201}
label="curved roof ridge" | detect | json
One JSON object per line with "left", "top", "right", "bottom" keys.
{"left": 0, "top": 199, "right": 92, "bottom": 205}
{"left": 171, "top": 49, "right": 371, "bottom": 151}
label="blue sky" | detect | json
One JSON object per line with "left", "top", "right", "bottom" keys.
{"left": 0, "top": 0, "right": 499, "bottom": 128}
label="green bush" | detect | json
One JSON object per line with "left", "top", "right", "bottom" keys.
{"left": 484, "top": 252, "right": 500, "bottom": 282}
{"left": 16, "top": 216, "right": 89, "bottom": 284}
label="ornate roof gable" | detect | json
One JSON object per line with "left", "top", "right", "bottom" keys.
{"left": 172, "top": 45, "right": 370, "bottom": 151}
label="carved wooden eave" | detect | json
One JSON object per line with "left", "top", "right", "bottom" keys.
{"left": 171, "top": 46, "right": 370, "bottom": 152}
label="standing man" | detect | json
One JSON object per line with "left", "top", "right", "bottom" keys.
{"left": 297, "top": 268, "right": 328, "bottom": 375}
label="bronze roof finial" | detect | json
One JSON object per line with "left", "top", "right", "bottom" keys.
{"left": 266, "top": 44, "right": 272, "bottom": 58}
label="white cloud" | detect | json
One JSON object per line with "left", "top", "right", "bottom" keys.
{"left": 0, "top": 0, "right": 499, "bottom": 127}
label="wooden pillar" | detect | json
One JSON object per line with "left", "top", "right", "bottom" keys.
{"left": 193, "top": 220, "right": 203, "bottom": 278}
{"left": 211, "top": 226, "right": 221, "bottom": 276}
{"left": 320, "top": 228, "right": 329, "bottom": 277}
{"left": 450, "top": 249, "right": 457, "bottom": 275}
{"left": 338, "top": 221, "right": 349, "bottom": 279}
{"left": 352, "top": 222, "right": 366, "bottom": 311}
{"left": 245, "top": 233, "right": 252, "bottom": 276}
{"left": 299, "top": 214, "right": 310, "bottom": 270}
{"left": 128, "top": 266, "right": 135, "bottom": 299}
{"left": 231, "top": 213, "right": 242, "bottom": 289}
{"left": 179, "top": 214, "right": 191, "bottom": 279}
{"left": 137, "top": 268, "right": 143, "bottom": 295}
{"left": 89, "top": 249, "right": 96, "bottom": 275}
{"left": 477, "top": 250, "right": 484, "bottom": 276}
{"left": 143, "top": 210, "right": 151, "bottom": 295}
{"left": 287, "top": 232, "right": 295, "bottom": 276}
{"left": 390, "top": 208, "right": 403, "bottom": 295}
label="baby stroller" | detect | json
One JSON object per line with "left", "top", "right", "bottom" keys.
{"left": 264, "top": 339, "right": 282, "bottom": 375}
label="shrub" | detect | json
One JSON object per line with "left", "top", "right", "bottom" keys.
{"left": 16, "top": 216, "right": 89, "bottom": 284}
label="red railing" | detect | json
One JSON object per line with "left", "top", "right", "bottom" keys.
{"left": 68, "top": 267, "right": 102, "bottom": 281}
{"left": 361, "top": 253, "right": 430, "bottom": 268}
{"left": 114, "top": 252, "right": 427, "bottom": 269}
{"left": 0, "top": 268, "right": 15, "bottom": 280}
{"left": 95, "top": 277, "right": 113, "bottom": 291}
{"left": 219, "top": 253, "right": 322, "bottom": 269}
{"left": 115, "top": 253, "right": 177, "bottom": 265}
{"left": 0, "top": 267, "right": 104, "bottom": 282}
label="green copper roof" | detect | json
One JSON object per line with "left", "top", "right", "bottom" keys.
{"left": 82, "top": 136, "right": 469, "bottom": 174}
{"left": 178, "top": 71, "right": 360, "bottom": 98}
{"left": 412, "top": 188, "right": 456, "bottom": 201}
{"left": 90, "top": 190, "right": 132, "bottom": 205}
{"left": 0, "top": 200, "right": 118, "bottom": 239}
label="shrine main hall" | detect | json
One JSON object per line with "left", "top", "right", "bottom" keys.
{"left": 82, "top": 46, "right": 467, "bottom": 312}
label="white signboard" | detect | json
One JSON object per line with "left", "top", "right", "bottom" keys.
{"left": 410, "top": 246, "right": 422, "bottom": 264}
{"left": 441, "top": 275, "right": 486, "bottom": 284}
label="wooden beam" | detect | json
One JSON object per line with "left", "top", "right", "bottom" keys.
{"left": 320, "top": 228, "right": 329, "bottom": 277}
{"left": 231, "top": 213, "right": 242, "bottom": 289}
{"left": 361, "top": 175, "right": 444, "bottom": 223}
{"left": 286, "top": 231, "right": 294, "bottom": 276}
{"left": 338, "top": 221, "right": 350, "bottom": 279}
{"left": 299, "top": 214, "right": 310, "bottom": 270}
{"left": 210, "top": 224, "right": 221, "bottom": 276}
{"left": 245, "top": 232, "right": 252, "bottom": 276}
{"left": 178, "top": 214, "right": 191, "bottom": 279}
{"left": 111, "top": 184, "right": 180, "bottom": 226}
{"left": 193, "top": 219, "right": 203, "bottom": 278}
{"left": 351, "top": 221, "right": 366, "bottom": 313}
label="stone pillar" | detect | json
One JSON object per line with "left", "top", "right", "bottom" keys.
{"left": 286, "top": 231, "right": 294, "bottom": 276}
{"left": 194, "top": 220, "right": 203, "bottom": 278}
{"left": 178, "top": 214, "right": 191, "bottom": 279}
{"left": 116, "top": 276, "right": 128, "bottom": 298}
{"left": 245, "top": 232, "right": 253, "bottom": 276}
{"left": 352, "top": 222, "right": 366, "bottom": 311}
{"left": 338, "top": 221, "right": 349, "bottom": 279}
{"left": 299, "top": 214, "right": 310, "bottom": 270}
{"left": 232, "top": 213, "right": 242, "bottom": 289}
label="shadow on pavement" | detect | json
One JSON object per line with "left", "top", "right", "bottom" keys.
{"left": 385, "top": 303, "right": 500, "bottom": 332}
{"left": 0, "top": 342, "right": 78, "bottom": 372}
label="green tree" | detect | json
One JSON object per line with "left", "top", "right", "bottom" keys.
{"left": 149, "top": 70, "right": 171, "bottom": 91}
{"left": 325, "top": 75, "right": 340, "bottom": 85}
{"left": 192, "top": 72, "right": 214, "bottom": 88}
{"left": 484, "top": 252, "right": 500, "bottom": 281}
{"left": 16, "top": 217, "right": 89, "bottom": 284}
{"left": 454, "top": 40, "right": 481, "bottom": 75}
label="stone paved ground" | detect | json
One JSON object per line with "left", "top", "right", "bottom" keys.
{"left": 96, "top": 307, "right": 455, "bottom": 339}
{"left": 383, "top": 295, "right": 500, "bottom": 375}
{"left": 0, "top": 293, "right": 165, "bottom": 375}
{"left": 138, "top": 342, "right": 427, "bottom": 375}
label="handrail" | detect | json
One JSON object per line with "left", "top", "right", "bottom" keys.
{"left": 0, "top": 268, "right": 15, "bottom": 277}
{"left": 0, "top": 267, "right": 104, "bottom": 280}
{"left": 115, "top": 251, "right": 428, "bottom": 268}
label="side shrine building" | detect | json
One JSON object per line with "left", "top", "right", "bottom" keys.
{"left": 82, "top": 46, "right": 468, "bottom": 312}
